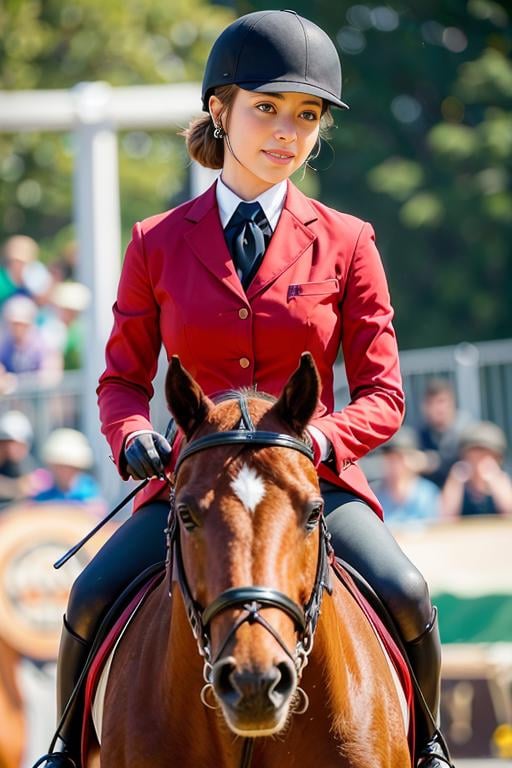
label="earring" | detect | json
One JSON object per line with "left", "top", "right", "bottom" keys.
{"left": 213, "top": 123, "right": 225, "bottom": 140}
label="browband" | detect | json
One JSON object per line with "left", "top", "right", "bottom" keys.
{"left": 174, "top": 430, "right": 314, "bottom": 474}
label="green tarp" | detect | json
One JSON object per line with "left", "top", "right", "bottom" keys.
{"left": 436, "top": 593, "right": 512, "bottom": 643}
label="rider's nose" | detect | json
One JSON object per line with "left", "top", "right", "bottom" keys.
{"left": 275, "top": 118, "right": 297, "bottom": 142}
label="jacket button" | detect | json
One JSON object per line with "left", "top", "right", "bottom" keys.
{"left": 239, "top": 357, "right": 250, "bottom": 369}
{"left": 238, "top": 308, "right": 249, "bottom": 319}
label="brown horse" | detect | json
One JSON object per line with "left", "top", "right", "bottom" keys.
{"left": 91, "top": 353, "right": 410, "bottom": 768}
{"left": 0, "top": 638, "right": 24, "bottom": 768}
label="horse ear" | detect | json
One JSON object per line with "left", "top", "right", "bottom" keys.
{"left": 271, "top": 352, "right": 320, "bottom": 434}
{"left": 165, "top": 356, "right": 213, "bottom": 439}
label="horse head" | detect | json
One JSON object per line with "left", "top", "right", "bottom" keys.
{"left": 165, "top": 352, "right": 331, "bottom": 738}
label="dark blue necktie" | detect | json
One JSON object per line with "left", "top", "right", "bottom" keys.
{"left": 224, "top": 202, "right": 272, "bottom": 289}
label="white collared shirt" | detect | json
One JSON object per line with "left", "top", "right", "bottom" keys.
{"left": 216, "top": 176, "right": 287, "bottom": 231}
{"left": 215, "top": 176, "right": 331, "bottom": 462}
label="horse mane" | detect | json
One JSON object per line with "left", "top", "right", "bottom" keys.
{"left": 211, "top": 388, "right": 276, "bottom": 405}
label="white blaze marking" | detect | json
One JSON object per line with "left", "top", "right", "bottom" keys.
{"left": 231, "top": 464, "right": 266, "bottom": 513}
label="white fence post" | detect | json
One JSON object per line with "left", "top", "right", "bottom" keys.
{"left": 71, "top": 82, "right": 122, "bottom": 502}
{"left": 454, "top": 342, "right": 481, "bottom": 421}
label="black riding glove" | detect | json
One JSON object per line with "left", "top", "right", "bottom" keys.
{"left": 124, "top": 430, "right": 172, "bottom": 480}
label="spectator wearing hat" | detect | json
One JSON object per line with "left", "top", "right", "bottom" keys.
{"left": 0, "top": 410, "right": 44, "bottom": 507}
{"left": 39, "top": 281, "right": 91, "bottom": 370}
{"left": 32, "top": 428, "right": 103, "bottom": 505}
{"left": 373, "top": 426, "right": 441, "bottom": 526}
{"left": 0, "top": 235, "right": 39, "bottom": 306}
{"left": 441, "top": 421, "right": 512, "bottom": 518}
{"left": 0, "top": 294, "right": 63, "bottom": 393}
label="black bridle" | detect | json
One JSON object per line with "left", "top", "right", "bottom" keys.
{"left": 165, "top": 395, "right": 333, "bottom": 751}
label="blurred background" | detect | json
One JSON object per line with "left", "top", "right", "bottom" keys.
{"left": 0, "top": 0, "right": 511, "bottom": 765}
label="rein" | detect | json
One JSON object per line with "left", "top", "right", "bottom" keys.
{"left": 165, "top": 394, "right": 333, "bottom": 768}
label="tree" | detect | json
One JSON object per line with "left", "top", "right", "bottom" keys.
{"left": 1, "top": 0, "right": 511, "bottom": 348}
{"left": 0, "top": 0, "right": 234, "bottom": 258}
{"left": 237, "top": 0, "right": 512, "bottom": 348}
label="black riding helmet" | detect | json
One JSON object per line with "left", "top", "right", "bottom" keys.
{"left": 201, "top": 9, "right": 349, "bottom": 112}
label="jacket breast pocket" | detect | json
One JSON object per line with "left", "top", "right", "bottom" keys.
{"left": 287, "top": 279, "right": 340, "bottom": 300}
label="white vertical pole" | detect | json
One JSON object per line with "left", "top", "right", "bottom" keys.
{"left": 72, "top": 82, "right": 122, "bottom": 503}
{"left": 454, "top": 342, "right": 481, "bottom": 420}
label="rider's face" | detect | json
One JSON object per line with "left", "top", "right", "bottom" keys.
{"left": 210, "top": 87, "right": 322, "bottom": 200}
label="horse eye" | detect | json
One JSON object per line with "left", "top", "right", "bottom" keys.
{"left": 177, "top": 503, "right": 199, "bottom": 532}
{"left": 305, "top": 500, "right": 324, "bottom": 532}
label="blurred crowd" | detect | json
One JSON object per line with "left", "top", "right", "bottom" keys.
{"left": 0, "top": 233, "right": 511, "bottom": 524}
{"left": 372, "top": 378, "right": 512, "bottom": 526}
{"left": 0, "top": 233, "right": 105, "bottom": 514}
{"left": 0, "top": 234, "right": 90, "bottom": 395}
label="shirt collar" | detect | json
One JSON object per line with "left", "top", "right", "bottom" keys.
{"left": 216, "top": 176, "right": 287, "bottom": 232}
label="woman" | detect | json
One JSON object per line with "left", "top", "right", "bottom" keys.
{"left": 36, "top": 10, "right": 452, "bottom": 768}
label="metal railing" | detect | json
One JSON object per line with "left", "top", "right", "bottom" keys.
{"left": 2, "top": 338, "right": 512, "bottom": 504}
{"left": 333, "top": 339, "right": 512, "bottom": 442}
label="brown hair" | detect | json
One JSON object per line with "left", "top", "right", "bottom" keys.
{"left": 181, "top": 85, "right": 237, "bottom": 170}
{"left": 181, "top": 85, "right": 334, "bottom": 170}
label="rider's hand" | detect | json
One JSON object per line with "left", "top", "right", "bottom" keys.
{"left": 124, "top": 430, "right": 172, "bottom": 480}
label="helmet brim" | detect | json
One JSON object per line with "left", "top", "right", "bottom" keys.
{"left": 238, "top": 80, "right": 349, "bottom": 110}
{"left": 203, "top": 80, "right": 349, "bottom": 111}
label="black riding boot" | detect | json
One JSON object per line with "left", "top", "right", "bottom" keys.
{"left": 406, "top": 608, "right": 454, "bottom": 768}
{"left": 31, "top": 501, "right": 170, "bottom": 768}
{"left": 33, "top": 618, "right": 90, "bottom": 768}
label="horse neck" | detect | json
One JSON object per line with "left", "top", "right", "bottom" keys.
{"left": 164, "top": 585, "right": 204, "bottom": 694}
{"left": 309, "top": 581, "right": 353, "bottom": 711}
{"left": 306, "top": 575, "right": 376, "bottom": 750}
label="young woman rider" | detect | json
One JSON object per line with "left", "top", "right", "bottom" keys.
{"left": 35, "top": 10, "right": 453, "bottom": 768}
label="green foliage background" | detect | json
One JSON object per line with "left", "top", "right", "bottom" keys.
{"left": 0, "top": 0, "right": 234, "bottom": 261}
{"left": 1, "top": 0, "right": 511, "bottom": 348}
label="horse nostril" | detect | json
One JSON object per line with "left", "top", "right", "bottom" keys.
{"left": 270, "top": 660, "right": 296, "bottom": 705}
{"left": 212, "top": 657, "right": 238, "bottom": 698}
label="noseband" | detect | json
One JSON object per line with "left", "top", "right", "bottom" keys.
{"left": 165, "top": 395, "right": 333, "bottom": 708}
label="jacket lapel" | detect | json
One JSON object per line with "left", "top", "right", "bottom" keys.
{"left": 183, "top": 180, "right": 318, "bottom": 301}
{"left": 184, "top": 182, "right": 246, "bottom": 300}
{"left": 247, "top": 181, "right": 318, "bottom": 299}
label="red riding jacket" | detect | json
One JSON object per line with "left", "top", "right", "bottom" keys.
{"left": 97, "top": 181, "right": 404, "bottom": 516}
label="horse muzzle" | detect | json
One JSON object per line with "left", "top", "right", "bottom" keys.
{"left": 211, "top": 655, "right": 297, "bottom": 735}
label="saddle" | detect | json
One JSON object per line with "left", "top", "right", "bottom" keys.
{"left": 79, "top": 559, "right": 416, "bottom": 765}
{"left": 79, "top": 564, "right": 166, "bottom": 763}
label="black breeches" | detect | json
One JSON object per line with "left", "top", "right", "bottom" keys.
{"left": 321, "top": 482, "right": 433, "bottom": 642}
{"left": 67, "top": 501, "right": 169, "bottom": 640}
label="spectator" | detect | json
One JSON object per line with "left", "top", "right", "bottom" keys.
{"left": 32, "top": 428, "right": 103, "bottom": 504}
{"left": 416, "top": 378, "right": 473, "bottom": 487}
{"left": 48, "top": 241, "right": 78, "bottom": 283}
{"left": 24, "top": 258, "right": 55, "bottom": 309}
{"left": 0, "top": 295, "right": 63, "bottom": 392}
{"left": 441, "top": 421, "right": 512, "bottom": 518}
{"left": 373, "top": 426, "right": 441, "bottom": 526}
{"left": 0, "top": 234, "right": 39, "bottom": 306}
{"left": 0, "top": 410, "right": 44, "bottom": 507}
{"left": 40, "top": 281, "right": 91, "bottom": 370}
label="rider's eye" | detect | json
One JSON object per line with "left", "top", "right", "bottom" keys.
{"left": 178, "top": 503, "right": 199, "bottom": 531}
{"left": 305, "top": 500, "right": 324, "bottom": 532}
